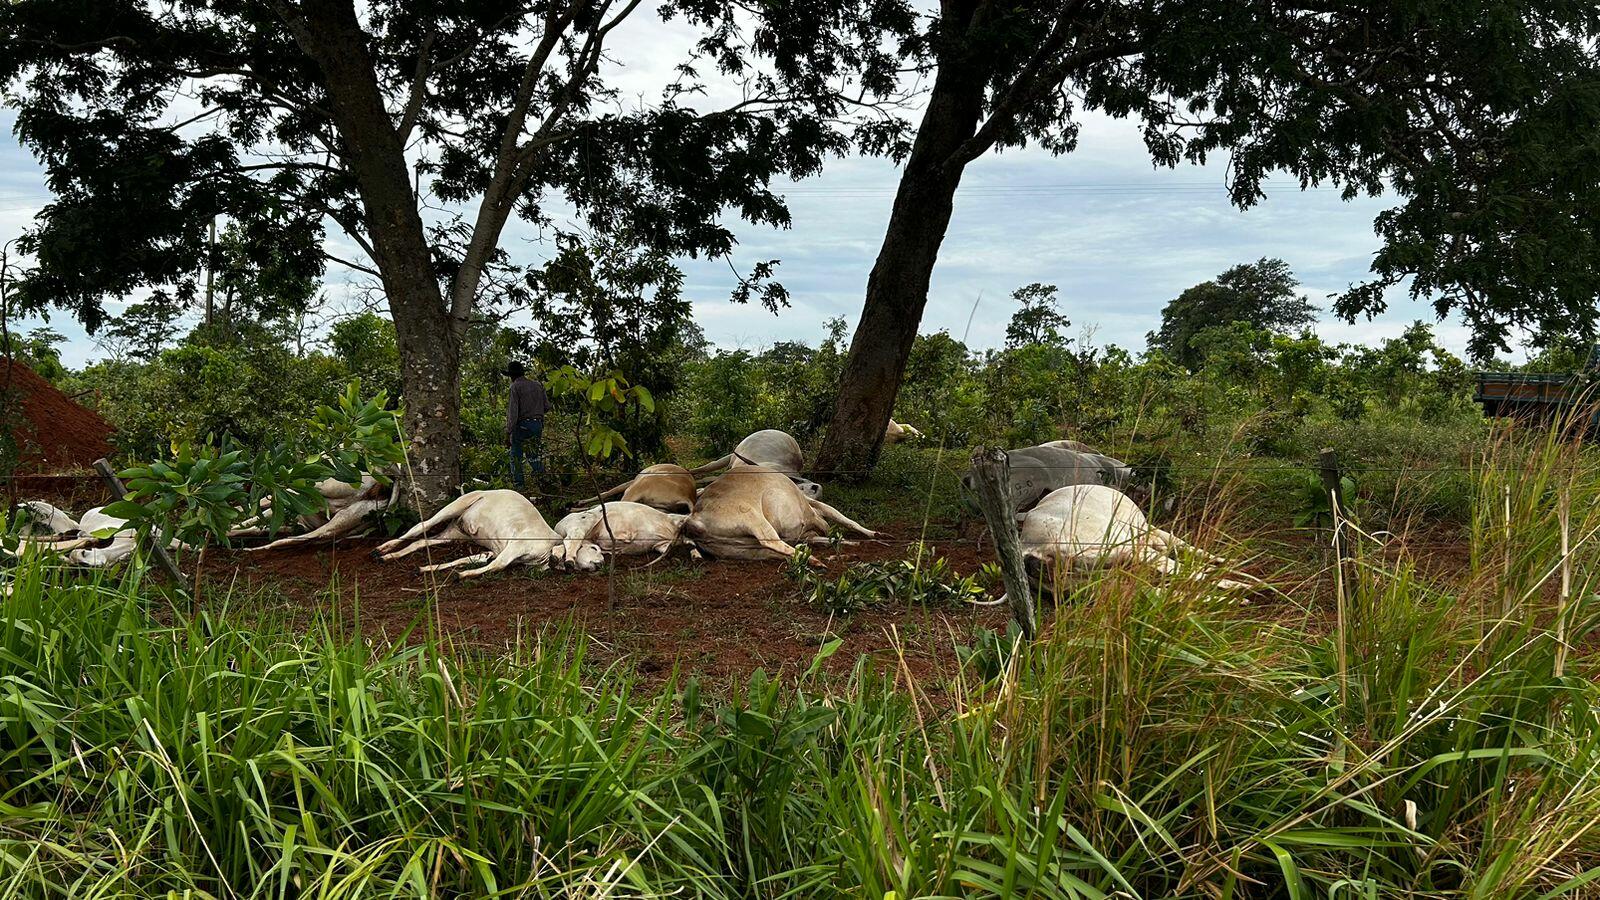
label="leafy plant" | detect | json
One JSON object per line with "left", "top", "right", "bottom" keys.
{"left": 957, "top": 621, "right": 1025, "bottom": 681}
{"left": 306, "top": 378, "right": 406, "bottom": 485}
{"left": 104, "top": 440, "right": 251, "bottom": 551}
{"left": 791, "top": 544, "right": 990, "bottom": 615}
{"left": 544, "top": 366, "right": 654, "bottom": 462}
{"left": 1294, "top": 470, "right": 1358, "bottom": 528}
{"left": 243, "top": 442, "right": 335, "bottom": 538}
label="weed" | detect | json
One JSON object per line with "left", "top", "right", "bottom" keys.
{"left": 790, "top": 543, "right": 989, "bottom": 615}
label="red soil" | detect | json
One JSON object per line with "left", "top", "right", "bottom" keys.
{"left": 1, "top": 360, "right": 113, "bottom": 475}
{"left": 203, "top": 528, "right": 1012, "bottom": 690}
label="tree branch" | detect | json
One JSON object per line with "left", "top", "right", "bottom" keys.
{"left": 945, "top": 33, "right": 1142, "bottom": 170}
{"left": 322, "top": 250, "right": 381, "bottom": 278}
{"left": 396, "top": 32, "right": 436, "bottom": 145}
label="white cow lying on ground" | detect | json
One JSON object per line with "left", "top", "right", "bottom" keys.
{"left": 375, "top": 489, "right": 601, "bottom": 578}
{"left": 12, "top": 500, "right": 81, "bottom": 537}
{"left": 883, "top": 419, "right": 924, "bottom": 445}
{"left": 245, "top": 476, "right": 394, "bottom": 551}
{"left": 687, "top": 429, "right": 821, "bottom": 498}
{"left": 961, "top": 442, "right": 1135, "bottom": 518}
{"left": 9, "top": 504, "right": 188, "bottom": 567}
{"left": 1015, "top": 484, "right": 1249, "bottom": 592}
{"left": 682, "top": 465, "right": 874, "bottom": 562}
{"left": 553, "top": 501, "right": 686, "bottom": 562}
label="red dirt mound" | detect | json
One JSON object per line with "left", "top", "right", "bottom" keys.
{"left": 2, "top": 360, "right": 114, "bottom": 473}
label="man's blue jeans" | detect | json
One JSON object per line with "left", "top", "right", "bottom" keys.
{"left": 510, "top": 418, "right": 545, "bottom": 486}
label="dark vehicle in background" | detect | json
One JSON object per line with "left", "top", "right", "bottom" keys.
{"left": 1474, "top": 344, "right": 1600, "bottom": 434}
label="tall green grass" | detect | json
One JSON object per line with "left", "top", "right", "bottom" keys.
{"left": 0, "top": 438, "right": 1597, "bottom": 897}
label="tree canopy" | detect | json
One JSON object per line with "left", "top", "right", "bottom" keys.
{"left": 1005, "top": 283, "right": 1071, "bottom": 350}
{"left": 0, "top": 0, "right": 905, "bottom": 507}
{"left": 1152, "top": 258, "right": 1317, "bottom": 370}
{"left": 814, "top": 0, "right": 1600, "bottom": 473}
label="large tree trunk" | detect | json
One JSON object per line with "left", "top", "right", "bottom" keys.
{"left": 812, "top": 19, "right": 987, "bottom": 478}
{"left": 288, "top": 1, "right": 462, "bottom": 513}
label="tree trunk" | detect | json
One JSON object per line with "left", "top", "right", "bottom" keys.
{"left": 812, "top": 13, "right": 987, "bottom": 479}
{"left": 288, "top": 1, "right": 462, "bottom": 513}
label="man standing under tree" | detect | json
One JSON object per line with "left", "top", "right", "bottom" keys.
{"left": 504, "top": 362, "right": 550, "bottom": 490}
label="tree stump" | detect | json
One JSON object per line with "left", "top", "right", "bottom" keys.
{"left": 969, "top": 446, "right": 1036, "bottom": 638}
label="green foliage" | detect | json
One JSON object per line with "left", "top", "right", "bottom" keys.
{"left": 1004, "top": 283, "right": 1071, "bottom": 350}
{"left": 326, "top": 312, "right": 401, "bottom": 400}
{"left": 1293, "top": 471, "right": 1358, "bottom": 528}
{"left": 679, "top": 320, "right": 850, "bottom": 455}
{"left": 99, "top": 300, "right": 185, "bottom": 362}
{"left": 306, "top": 380, "right": 405, "bottom": 485}
{"left": 790, "top": 545, "right": 989, "bottom": 615}
{"left": 101, "top": 382, "right": 403, "bottom": 552}
{"left": 105, "top": 441, "right": 251, "bottom": 550}
{"left": 243, "top": 442, "right": 337, "bottom": 539}
{"left": 73, "top": 335, "right": 347, "bottom": 460}
{"left": 957, "top": 622, "right": 1025, "bottom": 681}
{"left": 1, "top": 327, "right": 68, "bottom": 382}
{"left": 544, "top": 366, "right": 654, "bottom": 462}
{"left": 682, "top": 350, "right": 767, "bottom": 455}
{"left": 527, "top": 232, "right": 702, "bottom": 457}
{"left": 1153, "top": 258, "right": 1316, "bottom": 370}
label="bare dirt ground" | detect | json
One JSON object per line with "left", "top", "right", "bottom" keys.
{"left": 201, "top": 524, "right": 1013, "bottom": 690}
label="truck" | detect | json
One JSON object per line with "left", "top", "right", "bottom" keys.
{"left": 1473, "top": 343, "right": 1600, "bottom": 433}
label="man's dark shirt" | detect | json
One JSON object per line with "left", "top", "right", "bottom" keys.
{"left": 506, "top": 377, "right": 551, "bottom": 434}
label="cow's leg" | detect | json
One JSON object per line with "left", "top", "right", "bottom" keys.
{"left": 24, "top": 535, "right": 93, "bottom": 553}
{"left": 806, "top": 499, "right": 876, "bottom": 537}
{"left": 456, "top": 547, "right": 537, "bottom": 580}
{"left": 380, "top": 526, "right": 468, "bottom": 561}
{"left": 419, "top": 551, "right": 493, "bottom": 574}
{"left": 375, "top": 494, "right": 481, "bottom": 554}
{"left": 1132, "top": 545, "right": 1250, "bottom": 590}
{"left": 247, "top": 503, "right": 372, "bottom": 552}
{"left": 1146, "top": 527, "right": 1227, "bottom": 564}
{"left": 574, "top": 479, "right": 637, "bottom": 507}
{"left": 685, "top": 454, "right": 733, "bottom": 478}
{"left": 806, "top": 536, "right": 860, "bottom": 547}
{"left": 744, "top": 517, "right": 813, "bottom": 565}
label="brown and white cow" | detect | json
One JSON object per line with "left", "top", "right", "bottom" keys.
{"left": 681, "top": 465, "right": 873, "bottom": 562}
{"left": 618, "top": 464, "right": 698, "bottom": 514}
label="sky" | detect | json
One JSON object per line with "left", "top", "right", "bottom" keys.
{"left": 0, "top": 11, "right": 1489, "bottom": 370}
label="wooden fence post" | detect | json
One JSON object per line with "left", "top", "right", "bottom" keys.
{"left": 969, "top": 446, "right": 1036, "bottom": 639}
{"left": 92, "top": 458, "right": 185, "bottom": 585}
{"left": 1318, "top": 447, "right": 1350, "bottom": 704}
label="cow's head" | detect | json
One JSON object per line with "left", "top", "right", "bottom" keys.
{"left": 961, "top": 455, "right": 1041, "bottom": 518}
{"left": 562, "top": 540, "right": 604, "bottom": 572}
{"left": 792, "top": 477, "right": 822, "bottom": 499}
